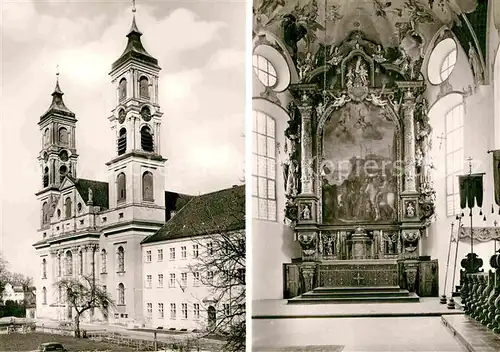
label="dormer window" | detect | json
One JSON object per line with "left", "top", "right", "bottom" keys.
{"left": 139, "top": 76, "right": 149, "bottom": 99}
{"left": 119, "top": 78, "right": 127, "bottom": 101}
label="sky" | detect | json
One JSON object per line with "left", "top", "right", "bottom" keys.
{"left": 0, "top": 0, "right": 246, "bottom": 278}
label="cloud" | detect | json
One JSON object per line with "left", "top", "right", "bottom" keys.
{"left": 207, "top": 48, "right": 245, "bottom": 70}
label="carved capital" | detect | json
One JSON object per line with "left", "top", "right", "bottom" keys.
{"left": 297, "top": 232, "right": 317, "bottom": 260}
{"left": 401, "top": 229, "right": 420, "bottom": 257}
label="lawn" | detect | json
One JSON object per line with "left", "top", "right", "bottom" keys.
{"left": 0, "top": 332, "right": 137, "bottom": 351}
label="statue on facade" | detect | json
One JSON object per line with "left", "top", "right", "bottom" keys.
{"left": 302, "top": 204, "right": 311, "bottom": 220}
{"left": 406, "top": 201, "right": 416, "bottom": 218}
{"left": 372, "top": 44, "right": 386, "bottom": 63}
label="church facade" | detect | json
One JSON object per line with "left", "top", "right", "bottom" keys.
{"left": 32, "top": 11, "right": 245, "bottom": 330}
{"left": 252, "top": 0, "right": 500, "bottom": 302}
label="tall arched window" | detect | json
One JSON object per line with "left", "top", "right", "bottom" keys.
{"left": 65, "top": 250, "right": 73, "bottom": 276}
{"left": 79, "top": 251, "right": 83, "bottom": 275}
{"left": 42, "top": 287, "right": 47, "bottom": 305}
{"left": 59, "top": 127, "right": 68, "bottom": 145}
{"left": 117, "top": 246, "right": 125, "bottom": 272}
{"left": 118, "top": 283, "right": 125, "bottom": 305}
{"left": 118, "top": 128, "right": 127, "bottom": 156}
{"left": 43, "top": 167, "right": 49, "bottom": 187}
{"left": 117, "top": 173, "right": 126, "bottom": 202}
{"left": 57, "top": 255, "right": 61, "bottom": 277}
{"left": 252, "top": 110, "right": 277, "bottom": 221}
{"left": 445, "top": 104, "right": 465, "bottom": 216}
{"left": 119, "top": 78, "right": 127, "bottom": 101}
{"left": 140, "top": 126, "right": 154, "bottom": 152}
{"left": 65, "top": 197, "right": 72, "bottom": 218}
{"left": 101, "top": 249, "right": 107, "bottom": 273}
{"left": 44, "top": 128, "right": 50, "bottom": 146}
{"left": 42, "top": 258, "right": 47, "bottom": 279}
{"left": 142, "top": 171, "right": 154, "bottom": 201}
{"left": 139, "top": 76, "right": 149, "bottom": 99}
{"left": 42, "top": 202, "right": 49, "bottom": 225}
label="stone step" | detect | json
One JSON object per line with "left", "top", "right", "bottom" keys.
{"left": 301, "top": 290, "right": 411, "bottom": 298}
{"left": 312, "top": 286, "right": 401, "bottom": 293}
{"left": 288, "top": 293, "right": 420, "bottom": 304}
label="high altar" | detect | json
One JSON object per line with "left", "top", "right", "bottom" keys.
{"left": 274, "top": 28, "right": 439, "bottom": 298}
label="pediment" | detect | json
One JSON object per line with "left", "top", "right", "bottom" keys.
{"left": 60, "top": 177, "right": 75, "bottom": 190}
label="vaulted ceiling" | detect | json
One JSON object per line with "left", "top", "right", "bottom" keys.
{"left": 254, "top": 0, "right": 488, "bottom": 71}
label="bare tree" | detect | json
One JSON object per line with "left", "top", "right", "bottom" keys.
{"left": 10, "top": 273, "right": 33, "bottom": 291}
{"left": 186, "top": 186, "right": 246, "bottom": 352}
{"left": 54, "top": 274, "right": 115, "bottom": 337}
{"left": 0, "top": 253, "right": 9, "bottom": 295}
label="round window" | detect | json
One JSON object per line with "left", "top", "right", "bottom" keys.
{"left": 427, "top": 38, "right": 458, "bottom": 85}
{"left": 253, "top": 54, "right": 278, "bottom": 87}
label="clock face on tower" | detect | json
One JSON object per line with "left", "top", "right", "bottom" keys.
{"left": 141, "top": 106, "right": 152, "bottom": 122}
{"left": 118, "top": 109, "right": 126, "bottom": 124}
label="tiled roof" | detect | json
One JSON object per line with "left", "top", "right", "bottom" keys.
{"left": 40, "top": 80, "right": 75, "bottom": 121}
{"left": 164, "top": 191, "right": 194, "bottom": 221}
{"left": 72, "top": 178, "right": 109, "bottom": 209}
{"left": 111, "top": 16, "right": 159, "bottom": 71}
{"left": 142, "top": 185, "right": 245, "bottom": 244}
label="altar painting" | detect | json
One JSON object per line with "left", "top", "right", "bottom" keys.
{"left": 321, "top": 102, "right": 398, "bottom": 224}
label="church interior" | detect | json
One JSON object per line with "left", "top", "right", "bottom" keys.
{"left": 252, "top": 0, "right": 500, "bottom": 350}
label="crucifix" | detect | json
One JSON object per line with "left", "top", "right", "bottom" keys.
{"left": 353, "top": 272, "right": 364, "bottom": 286}
{"left": 437, "top": 133, "right": 445, "bottom": 150}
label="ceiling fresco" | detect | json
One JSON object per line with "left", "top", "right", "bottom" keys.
{"left": 254, "top": 0, "right": 486, "bottom": 80}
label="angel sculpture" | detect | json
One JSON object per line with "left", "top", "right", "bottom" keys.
{"left": 328, "top": 46, "right": 342, "bottom": 66}
{"left": 366, "top": 92, "right": 387, "bottom": 107}
{"left": 331, "top": 93, "right": 351, "bottom": 109}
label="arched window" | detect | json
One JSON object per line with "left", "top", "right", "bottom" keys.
{"left": 79, "top": 251, "right": 83, "bottom": 275}
{"left": 58, "top": 127, "right": 68, "bottom": 145}
{"left": 445, "top": 104, "right": 465, "bottom": 216}
{"left": 140, "top": 126, "right": 154, "bottom": 152}
{"left": 60, "top": 165, "right": 67, "bottom": 183}
{"left": 139, "top": 76, "right": 149, "bottom": 99}
{"left": 65, "top": 250, "right": 73, "bottom": 276}
{"left": 117, "top": 173, "right": 126, "bottom": 202}
{"left": 65, "top": 197, "right": 72, "bottom": 218}
{"left": 118, "top": 128, "right": 127, "bottom": 156}
{"left": 142, "top": 171, "right": 154, "bottom": 201}
{"left": 117, "top": 246, "right": 125, "bottom": 272}
{"left": 42, "top": 202, "right": 49, "bottom": 224}
{"left": 252, "top": 110, "right": 277, "bottom": 221}
{"left": 44, "top": 128, "right": 50, "bottom": 145}
{"left": 43, "top": 167, "right": 49, "bottom": 187}
{"left": 119, "top": 78, "right": 127, "bottom": 101}
{"left": 42, "top": 258, "right": 47, "bottom": 279}
{"left": 57, "top": 255, "right": 61, "bottom": 277}
{"left": 101, "top": 249, "right": 107, "bottom": 273}
{"left": 252, "top": 54, "right": 277, "bottom": 87}
{"left": 42, "top": 287, "right": 47, "bottom": 305}
{"left": 118, "top": 283, "right": 125, "bottom": 305}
